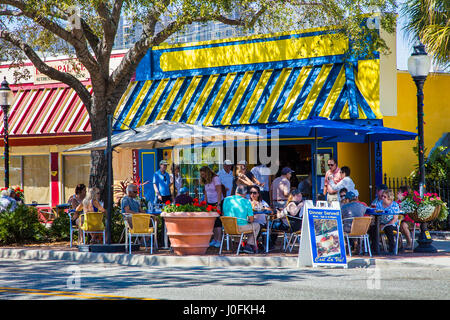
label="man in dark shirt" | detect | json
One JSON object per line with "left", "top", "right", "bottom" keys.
{"left": 174, "top": 187, "right": 194, "bottom": 205}
{"left": 341, "top": 191, "right": 367, "bottom": 233}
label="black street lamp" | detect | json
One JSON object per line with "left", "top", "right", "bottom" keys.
{"left": 407, "top": 41, "right": 436, "bottom": 253}
{"left": 0, "top": 77, "right": 13, "bottom": 189}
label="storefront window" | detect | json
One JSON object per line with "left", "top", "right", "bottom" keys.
{"left": 0, "top": 156, "right": 23, "bottom": 188}
{"left": 63, "top": 155, "right": 90, "bottom": 202}
{"left": 23, "top": 155, "right": 50, "bottom": 204}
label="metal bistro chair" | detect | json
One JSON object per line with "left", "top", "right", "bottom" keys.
{"left": 343, "top": 216, "right": 373, "bottom": 257}
{"left": 285, "top": 215, "right": 302, "bottom": 252}
{"left": 219, "top": 216, "right": 255, "bottom": 255}
{"left": 123, "top": 214, "right": 156, "bottom": 254}
{"left": 80, "top": 211, "right": 106, "bottom": 245}
{"left": 67, "top": 209, "right": 82, "bottom": 248}
{"left": 269, "top": 209, "right": 292, "bottom": 252}
{"left": 381, "top": 214, "right": 404, "bottom": 255}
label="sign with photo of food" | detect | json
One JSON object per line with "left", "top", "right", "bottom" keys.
{"left": 297, "top": 200, "right": 346, "bottom": 268}
{"left": 308, "top": 208, "right": 347, "bottom": 265}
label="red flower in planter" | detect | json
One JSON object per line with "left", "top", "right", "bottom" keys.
{"left": 165, "top": 200, "right": 171, "bottom": 205}
{"left": 176, "top": 203, "right": 180, "bottom": 207}
{"left": 200, "top": 201, "right": 206, "bottom": 206}
{"left": 206, "top": 205, "right": 213, "bottom": 212}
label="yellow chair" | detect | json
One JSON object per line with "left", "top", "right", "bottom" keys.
{"left": 219, "top": 216, "right": 254, "bottom": 255}
{"left": 124, "top": 214, "right": 155, "bottom": 254}
{"left": 80, "top": 212, "right": 105, "bottom": 245}
{"left": 343, "top": 216, "right": 373, "bottom": 257}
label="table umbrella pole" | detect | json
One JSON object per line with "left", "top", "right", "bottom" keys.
{"left": 368, "top": 136, "right": 373, "bottom": 204}
{"left": 106, "top": 113, "right": 112, "bottom": 245}
{"left": 314, "top": 128, "right": 318, "bottom": 205}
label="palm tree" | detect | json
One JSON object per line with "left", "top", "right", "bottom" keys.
{"left": 401, "top": 0, "right": 450, "bottom": 70}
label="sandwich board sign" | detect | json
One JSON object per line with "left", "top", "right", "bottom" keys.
{"left": 298, "top": 200, "right": 347, "bottom": 268}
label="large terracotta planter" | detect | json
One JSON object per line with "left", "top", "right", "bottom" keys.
{"left": 161, "top": 211, "right": 219, "bottom": 255}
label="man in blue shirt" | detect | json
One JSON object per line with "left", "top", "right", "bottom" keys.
{"left": 153, "top": 160, "right": 173, "bottom": 204}
{"left": 222, "top": 185, "right": 260, "bottom": 253}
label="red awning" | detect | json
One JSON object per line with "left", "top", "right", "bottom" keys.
{"left": 0, "top": 84, "right": 92, "bottom": 136}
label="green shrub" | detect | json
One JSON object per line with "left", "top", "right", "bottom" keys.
{"left": 48, "top": 211, "right": 72, "bottom": 241}
{"left": 0, "top": 204, "right": 49, "bottom": 244}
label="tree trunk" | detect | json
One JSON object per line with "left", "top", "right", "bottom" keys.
{"left": 88, "top": 94, "right": 116, "bottom": 204}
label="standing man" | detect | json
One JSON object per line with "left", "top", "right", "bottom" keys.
{"left": 251, "top": 162, "right": 271, "bottom": 204}
{"left": 271, "top": 167, "right": 294, "bottom": 210}
{"left": 153, "top": 160, "right": 173, "bottom": 204}
{"left": 323, "top": 158, "right": 342, "bottom": 203}
{"left": 217, "top": 159, "right": 234, "bottom": 197}
{"left": 223, "top": 185, "right": 260, "bottom": 254}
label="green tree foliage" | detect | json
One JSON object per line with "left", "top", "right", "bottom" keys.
{"left": 401, "top": 0, "right": 450, "bottom": 70}
{"left": 0, "top": 0, "right": 397, "bottom": 198}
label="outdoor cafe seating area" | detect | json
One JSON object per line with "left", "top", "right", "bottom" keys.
{"left": 35, "top": 199, "right": 416, "bottom": 259}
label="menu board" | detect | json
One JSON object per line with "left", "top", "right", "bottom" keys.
{"left": 298, "top": 201, "right": 347, "bottom": 268}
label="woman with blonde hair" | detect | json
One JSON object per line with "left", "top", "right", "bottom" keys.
{"left": 76, "top": 187, "right": 106, "bottom": 244}
{"left": 199, "top": 166, "right": 223, "bottom": 248}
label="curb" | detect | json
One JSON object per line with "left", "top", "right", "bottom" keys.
{"left": 1, "top": 248, "right": 449, "bottom": 269}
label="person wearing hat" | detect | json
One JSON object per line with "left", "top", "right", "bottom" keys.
{"left": 217, "top": 160, "right": 234, "bottom": 198}
{"left": 271, "top": 167, "right": 294, "bottom": 210}
{"left": 153, "top": 159, "right": 173, "bottom": 204}
{"left": 341, "top": 191, "right": 367, "bottom": 252}
{"left": 174, "top": 186, "right": 193, "bottom": 206}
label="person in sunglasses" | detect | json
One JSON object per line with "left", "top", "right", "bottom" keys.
{"left": 323, "top": 158, "right": 343, "bottom": 203}
{"left": 153, "top": 160, "right": 173, "bottom": 204}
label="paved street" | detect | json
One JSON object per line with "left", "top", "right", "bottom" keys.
{"left": 0, "top": 258, "right": 449, "bottom": 301}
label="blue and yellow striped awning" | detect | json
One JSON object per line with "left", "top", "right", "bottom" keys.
{"left": 113, "top": 28, "right": 382, "bottom": 131}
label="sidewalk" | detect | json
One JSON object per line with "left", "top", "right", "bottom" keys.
{"left": 1, "top": 234, "right": 449, "bottom": 269}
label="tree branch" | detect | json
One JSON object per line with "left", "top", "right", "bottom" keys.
{"left": 0, "top": 29, "right": 92, "bottom": 108}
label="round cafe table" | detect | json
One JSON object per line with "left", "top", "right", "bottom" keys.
{"left": 365, "top": 208, "right": 404, "bottom": 255}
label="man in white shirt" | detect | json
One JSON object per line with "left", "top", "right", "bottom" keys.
{"left": 328, "top": 166, "right": 359, "bottom": 198}
{"left": 251, "top": 162, "right": 271, "bottom": 204}
{"left": 217, "top": 160, "right": 234, "bottom": 197}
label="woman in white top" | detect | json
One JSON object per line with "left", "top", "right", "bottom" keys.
{"left": 328, "top": 166, "right": 359, "bottom": 197}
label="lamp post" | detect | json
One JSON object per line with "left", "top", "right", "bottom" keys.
{"left": 407, "top": 41, "right": 436, "bottom": 253}
{"left": 0, "top": 77, "right": 13, "bottom": 189}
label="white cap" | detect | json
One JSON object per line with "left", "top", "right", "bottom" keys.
{"left": 223, "top": 159, "right": 233, "bottom": 165}
{"left": 237, "top": 160, "right": 247, "bottom": 165}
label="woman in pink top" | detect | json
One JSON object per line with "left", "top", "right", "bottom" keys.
{"left": 200, "top": 166, "right": 223, "bottom": 247}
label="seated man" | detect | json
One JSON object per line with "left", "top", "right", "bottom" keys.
{"left": 341, "top": 191, "right": 367, "bottom": 233}
{"left": 174, "top": 187, "right": 193, "bottom": 205}
{"left": 121, "top": 184, "right": 144, "bottom": 214}
{"left": 222, "top": 185, "right": 261, "bottom": 254}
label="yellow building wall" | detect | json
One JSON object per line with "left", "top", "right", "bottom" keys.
{"left": 383, "top": 72, "right": 450, "bottom": 178}
{"left": 337, "top": 142, "right": 371, "bottom": 204}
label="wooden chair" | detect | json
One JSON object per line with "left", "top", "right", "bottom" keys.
{"left": 343, "top": 216, "right": 373, "bottom": 257}
{"left": 219, "top": 216, "right": 254, "bottom": 255}
{"left": 80, "top": 212, "right": 105, "bottom": 245}
{"left": 124, "top": 214, "right": 155, "bottom": 254}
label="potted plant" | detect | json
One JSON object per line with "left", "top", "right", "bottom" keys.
{"left": 161, "top": 198, "right": 220, "bottom": 255}
{"left": 399, "top": 191, "right": 448, "bottom": 223}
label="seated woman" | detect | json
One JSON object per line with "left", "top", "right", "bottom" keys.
{"left": 397, "top": 185, "right": 415, "bottom": 249}
{"left": 270, "top": 190, "right": 304, "bottom": 248}
{"left": 368, "top": 189, "right": 399, "bottom": 254}
{"left": 248, "top": 185, "right": 272, "bottom": 248}
{"left": 76, "top": 187, "right": 106, "bottom": 244}
{"left": 68, "top": 184, "right": 86, "bottom": 226}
